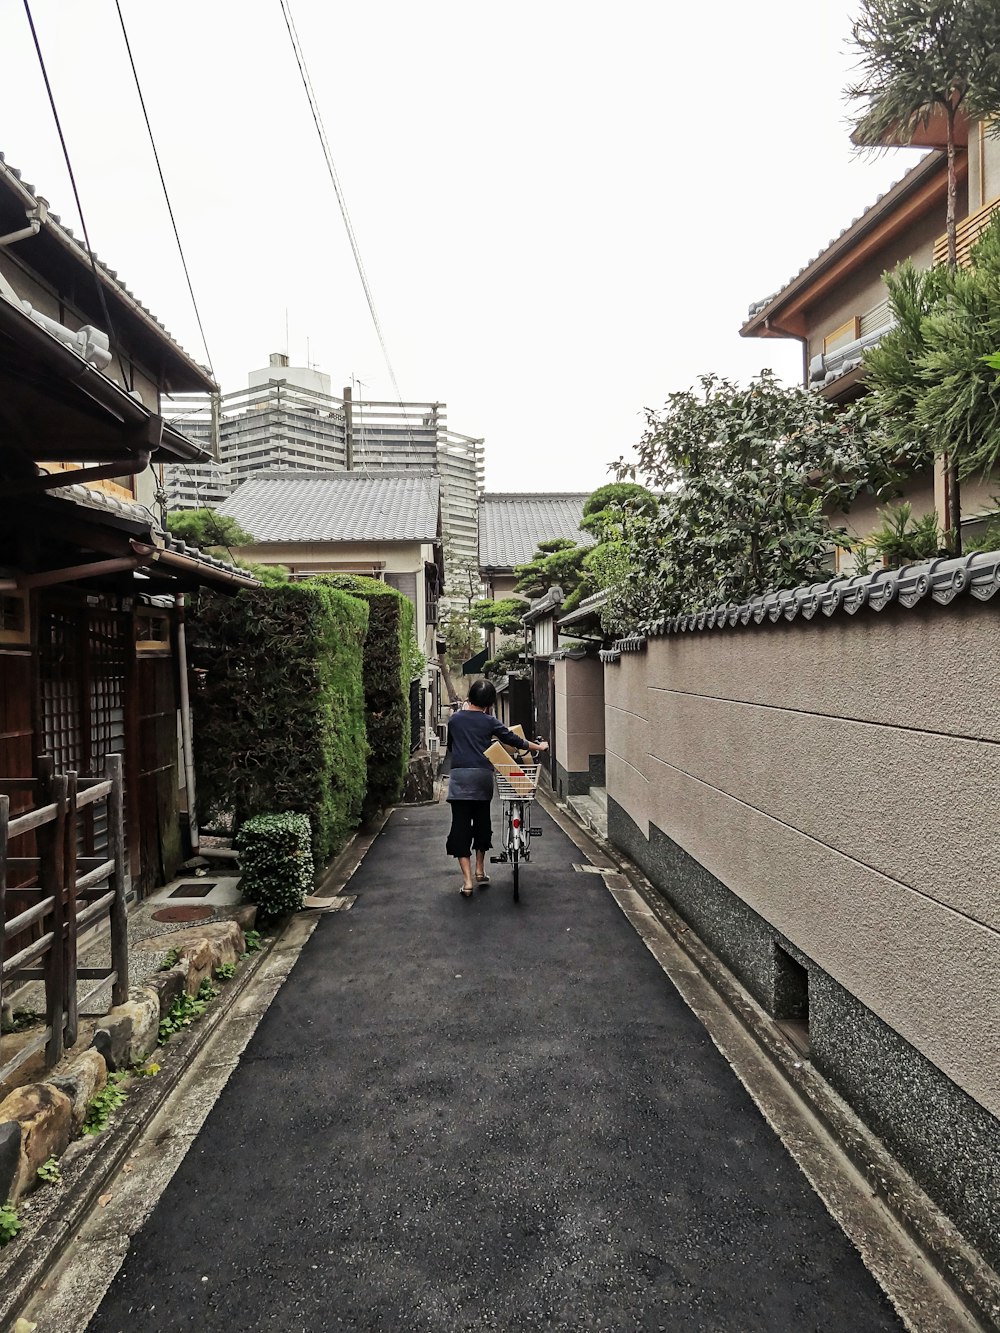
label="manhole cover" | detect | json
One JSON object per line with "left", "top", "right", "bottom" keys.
{"left": 167, "top": 881, "right": 217, "bottom": 899}
{"left": 151, "top": 905, "right": 216, "bottom": 924}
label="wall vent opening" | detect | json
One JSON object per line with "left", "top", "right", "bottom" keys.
{"left": 773, "top": 942, "right": 810, "bottom": 1057}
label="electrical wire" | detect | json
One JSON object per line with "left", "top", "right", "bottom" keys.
{"left": 21, "top": 0, "right": 116, "bottom": 343}
{"left": 113, "top": 0, "right": 215, "bottom": 379}
{"left": 277, "top": 0, "right": 407, "bottom": 414}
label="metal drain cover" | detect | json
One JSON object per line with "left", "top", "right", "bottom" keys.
{"left": 572, "top": 863, "right": 606, "bottom": 874}
{"left": 151, "top": 905, "right": 216, "bottom": 924}
{"left": 168, "top": 881, "right": 217, "bottom": 899}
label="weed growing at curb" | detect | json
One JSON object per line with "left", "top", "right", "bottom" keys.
{"left": 82, "top": 1072, "right": 129, "bottom": 1136}
{"left": 242, "top": 929, "right": 262, "bottom": 956}
{"left": 157, "top": 978, "right": 220, "bottom": 1046}
{"left": 158, "top": 948, "right": 181, "bottom": 972}
{"left": 0, "top": 1202, "right": 22, "bottom": 1247}
{"left": 36, "top": 1157, "right": 61, "bottom": 1186}
{"left": 214, "top": 962, "right": 236, "bottom": 981}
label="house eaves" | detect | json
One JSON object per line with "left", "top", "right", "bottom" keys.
{"left": 5, "top": 484, "right": 257, "bottom": 591}
{"left": 0, "top": 293, "right": 210, "bottom": 464}
{"left": 599, "top": 552, "right": 1000, "bottom": 661}
{"left": 557, "top": 588, "right": 608, "bottom": 628}
{"left": 740, "top": 150, "right": 956, "bottom": 340}
{"left": 0, "top": 153, "right": 215, "bottom": 394}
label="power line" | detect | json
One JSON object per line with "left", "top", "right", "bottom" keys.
{"left": 277, "top": 0, "right": 406, "bottom": 411}
{"left": 113, "top": 0, "right": 215, "bottom": 379}
{"left": 21, "top": 0, "right": 116, "bottom": 343}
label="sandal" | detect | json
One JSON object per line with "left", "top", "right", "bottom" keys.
{"left": 475, "top": 873, "right": 490, "bottom": 886}
{"left": 460, "top": 883, "right": 474, "bottom": 897}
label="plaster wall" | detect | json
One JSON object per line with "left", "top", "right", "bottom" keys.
{"left": 605, "top": 597, "right": 1000, "bottom": 1119}
{"left": 842, "top": 470, "right": 997, "bottom": 545}
{"left": 554, "top": 656, "right": 605, "bottom": 776}
{"left": 969, "top": 119, "right": 1000, "bottom": 209}
{"left": 802, "top": 201, "right": 948, "bottom": 363}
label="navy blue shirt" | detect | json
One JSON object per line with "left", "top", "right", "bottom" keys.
{"left": 446, "top": 709, "right": 528, "bottom": 802}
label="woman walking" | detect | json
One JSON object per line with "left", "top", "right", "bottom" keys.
{"left": 445, "top": 679, "right": 548, "bottom": 897}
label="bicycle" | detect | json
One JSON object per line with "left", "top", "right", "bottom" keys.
{"left": 490, "top": 744, "right": 543, "bottom": 902}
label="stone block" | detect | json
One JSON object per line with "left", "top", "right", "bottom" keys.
{"left": 183, "top": 939, "right": 216, "bottom": 995}
{"left": 94, "top": 986, "right": 160, "bottom": 1070}
{"left": 0, "top": 1083, "right": 72, "bottom": 1200}
{"left": 92, "top": 1022, "right": 129, "bottom": 1074}
{"left": 147, "top": 963, "right": 186, "bottom": 1014}
{"left": 0, "top": 1120, "right": 20, "bottom": 1203}
{"left": 401, "top": 750, "right": 436, "bottom": 804}
{"left": 230, "top": 904, "right": 258, "bottom": 932}
{"left": 49, "top": 1049, "right": 108, "bottom": 1134}
{"left": 136, "top": 920, "right": 244, "bottom": 959}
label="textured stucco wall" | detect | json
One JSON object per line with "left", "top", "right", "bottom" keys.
{"left": 605, "top": 597, "right": 1000, "bottom": 1121}
{"left": 803, "top": 200, "right": 949, "bottom": 362}
{"left": 555, "top": 656, "right": 605, "bottom": 777}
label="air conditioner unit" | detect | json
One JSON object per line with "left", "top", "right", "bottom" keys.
{"left": 428, "top": 734, "right": 440, "bottom": 759}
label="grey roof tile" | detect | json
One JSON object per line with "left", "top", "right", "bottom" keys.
{"left": 599, "top": 552, "right": 1000, "bottom": 660}
{"left": 218, "top": 471, "right": 440, "bottom": 543}
{"left": 479, "top": 493, "right": 595, "bottom": 570}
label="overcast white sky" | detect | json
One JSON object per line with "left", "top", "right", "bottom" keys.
{"left": 1, "top": 1, "right": 925, "bottom": 489}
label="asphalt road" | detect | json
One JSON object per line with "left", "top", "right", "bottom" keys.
{"left": 87, "top": 799, "right": 902, "bottom": 1332}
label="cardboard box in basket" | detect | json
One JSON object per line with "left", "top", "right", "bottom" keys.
{"left": 483, "top": 740, "right": 536, "bottom": 796}
{"left": 500, "top": 723, "right": 527, "bottom": 756}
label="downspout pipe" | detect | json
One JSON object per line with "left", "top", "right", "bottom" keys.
{"left": 175, "top": 593, "right": 199, "bottom": 855}
{"left": 0, "top": 200, "right": 47, "bottom": 248}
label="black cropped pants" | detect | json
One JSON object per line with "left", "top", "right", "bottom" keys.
{"left": 446, "top": 800, "right": 493, "bottom": 859}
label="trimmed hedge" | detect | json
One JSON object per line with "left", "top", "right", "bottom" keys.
{"left": 236, "top": 812, "right": 313, "bottom": 918}
{"left": 314, "top": 575, "right": 413, "bottom": 819}
{"left": 189, "top": 581, "right": 368, "bottom": 866}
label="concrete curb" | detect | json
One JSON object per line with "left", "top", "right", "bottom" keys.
{"left": 539, "top": 789, "right": 1000, "bottom": 1333}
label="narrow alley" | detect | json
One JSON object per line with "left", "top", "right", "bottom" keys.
{"left": 80, "top": 801, "right": 903, "bottom": 1333}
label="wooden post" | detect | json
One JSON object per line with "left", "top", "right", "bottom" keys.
{"left": 63, "top": 771, "right": 79, "bottom": 1047}
{"left": 37, "top": 759, "right": 67, "bottom": 1067}
{"left": 107, "top": 753, "right": 129, "bottom": 1006}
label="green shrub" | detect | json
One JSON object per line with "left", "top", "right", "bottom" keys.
{"left": 236, "top": 812, "right": 313, "bottom": 918}
{"left": 189, "top": 582, "right": 368, "bottom": 865}
{"left": 315, "top": 575, "right": 413, "bottom": 820}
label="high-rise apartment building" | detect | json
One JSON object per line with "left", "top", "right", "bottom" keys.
{"left": 164, "top": 353, "right": 484, "bottom": 579}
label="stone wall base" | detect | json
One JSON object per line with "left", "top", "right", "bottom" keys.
{"left": 608, "top": 795, "right": 1000, "bottom": 1272}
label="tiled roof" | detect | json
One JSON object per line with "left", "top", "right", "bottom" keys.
{"left": 522, "top": 585, "right": 564, "bottom": 625}
{"left": 218, "top": 471, "right": 441, "bottom": 543}
{"left": 479, "top": 493, "right": 595, "bottom": 570}
{"left": 44, "top": 485, "right": 255, "bottom": 584}
{"left": 599, "top": 552, "right": 1000, "bottom": 660}
{"left": 743, "top": 150, "right": 939, "bottom": 327}
{"left": 49, "top": 482, "right": 159, "bottom": 528}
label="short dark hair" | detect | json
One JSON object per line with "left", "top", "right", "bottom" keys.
{"left": 469, "top": 678, "right": 497, "bottom": 709}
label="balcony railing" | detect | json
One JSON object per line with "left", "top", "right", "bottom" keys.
{"left": 933, "top": 196, "right": 1000, "bottom": 267}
